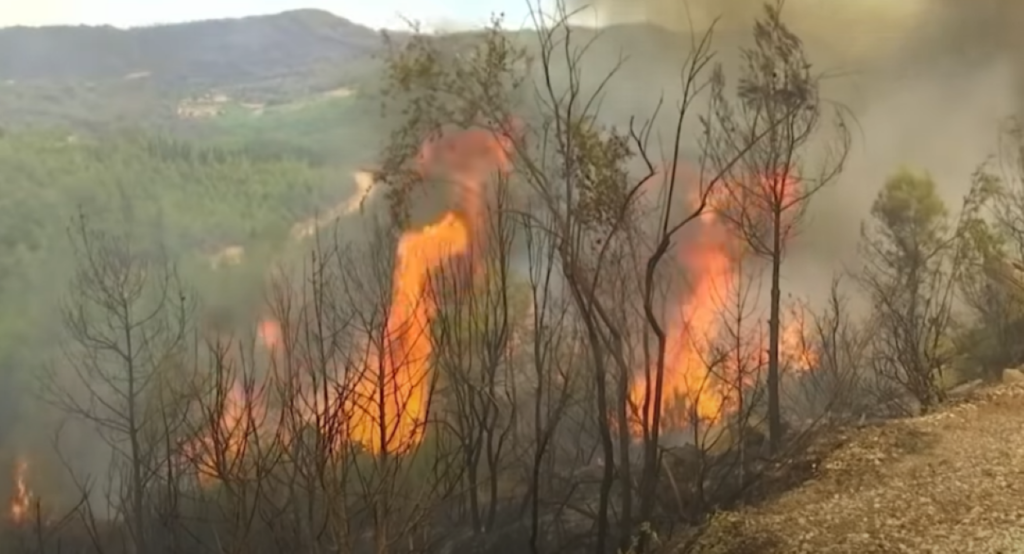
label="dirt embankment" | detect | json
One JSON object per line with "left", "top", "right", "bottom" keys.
{"left": 684, "top": 382, "right": 1024, "bottom": 554}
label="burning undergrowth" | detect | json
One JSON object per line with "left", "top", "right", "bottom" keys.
{"left": 4, "top": 122, "right": 827, "bottom": 504}
{"left": 172, "top": 125, "right": 826, "bottom": 470}
{"left": 1, "top": 118, "right": 836, "bottom": 554}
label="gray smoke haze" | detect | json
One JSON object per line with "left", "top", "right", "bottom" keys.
{"left": 563, "top": 0, "right": 1024, "bottom": 299}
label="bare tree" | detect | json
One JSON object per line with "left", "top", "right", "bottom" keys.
{"left": 788, "top": 278, "right": 872, "bottom": 423}
{"left": 704, "top": 234, "right": 768, "bottom": 486}
{"left": 43, "top": 210, "right": 194, "bottom": 553}
{"left": 706, "top": 1, "right": 850, "bottom": 452}
{"left": 177, "top": 334, "right": 284, "bottom": 554}
{"left": 515, "top": 205, "right": 588, "bottom": 554}
{"left": 430, "top": 177, "right": 524, "bottom": 534}
{"left": 262, "top": 247, "right": 358, "bottom": 553}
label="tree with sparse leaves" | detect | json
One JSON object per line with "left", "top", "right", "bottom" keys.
{"left": 956, "top": 120, "right": 1024, "bottom": 378}
{"left": 706, "top": 0, "right": 850, "bottom": 452}
{"left": 43, "top": 210, "right": 194, "bottom": 553}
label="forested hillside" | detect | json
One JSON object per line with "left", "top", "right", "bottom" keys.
{"left": 0, "top": 132, "right": 358, "bottom": 427}
{"left": 0, "top": 9, "right": 388, "bottom": 131}
{"left": 0, "top": 9, "right": 379, "bottom": 83}
{"left": 0, "top": 10, "right": 395, "bottom": 439}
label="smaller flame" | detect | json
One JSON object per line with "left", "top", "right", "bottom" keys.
{"left": 9, "top": 458, "right": 31, "bottom": 524}
{"left": 186, "top": 382, "right": 265, "bottom": 487}
{"left": 258, "top": 319, "right": 282, "bottom": 351}
{"left": 780, "top": 305, "right": 818, "bottom": 373}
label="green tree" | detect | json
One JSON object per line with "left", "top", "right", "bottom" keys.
{"left": 857, "top": 168, "right": 974, "bottom": 412}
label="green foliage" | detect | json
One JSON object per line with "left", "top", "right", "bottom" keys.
{"left": 568, "top": 120, "right": 634, "bottom": 229}
{"left": 197, "top": 93, "right": 385, "bottom": 165}
{"left": 868, "top": 167, "right": 950, "bottom": 264}
{"left": 859, "top": 168, "right": 959, "bottom": 409}
{"left": 737, "top": 2, "right": 815, "bottom": 115}
{"left": 0, "top": 129, "right": 351, "bottom": 419}
{"left": 376, "top": 14, "right": 531, "bottom": 225}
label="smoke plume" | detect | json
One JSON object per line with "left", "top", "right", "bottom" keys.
{"left": 565, "top": 0, "right": 1024, "bottom": 299}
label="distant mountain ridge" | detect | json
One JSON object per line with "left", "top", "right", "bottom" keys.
{"left": 0, "top": 9, "right": 383, "bottom": 87}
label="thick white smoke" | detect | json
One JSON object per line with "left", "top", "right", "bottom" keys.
{"left": 560, "top": 0, "right": 1024, "bottom": 299}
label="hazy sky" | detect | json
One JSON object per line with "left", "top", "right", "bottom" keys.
{"left": 0, "top": 0, "right": 541, "bottom": 30}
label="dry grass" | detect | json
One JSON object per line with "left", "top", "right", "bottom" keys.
{"left": 681, "top": 383, "right": 1024, "bottom": 553}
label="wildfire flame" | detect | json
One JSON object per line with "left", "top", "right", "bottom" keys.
{"left": 344, "top": 126, "right": 508, "bottom": 454}
{"left": 184, "top": 126, "right": 512, "bottom": 465}
{"left": 186, "top": 382, "right": 268, "bottom": 487}
{"left": 9, "top": 458, "right": 30, "bottom": 524}
{"left": 631, "top": 169, "right": 820, "bottom": 431}
{"left": 191, "top": 127, "right": 819, "bottom": 464}
{"left": 345, "top": 212, "right": 471, "bottom": 453}
{"left": 257, "top": 319, "right": 282, "bottom": 351}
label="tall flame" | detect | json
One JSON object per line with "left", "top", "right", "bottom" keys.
{"left": 346, "top": 212, "right": 471, "bottom": 454}
{"left": 338, "top": 126, "right": 510, "bottom": 454}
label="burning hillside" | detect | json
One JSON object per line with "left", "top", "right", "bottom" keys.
{"left": 186, "top": 125, "right": 824, "bottom": 465}
{"left": 189, "top": 126, "right": 512, "bottom": 462}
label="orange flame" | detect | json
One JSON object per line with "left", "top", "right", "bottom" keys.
{"left": 184, "top": 126, "right": 511, "bottom": 463}
{"left": 9, "top": 458, "right": 30, "bottom": 524}
{"left": 346, "top": 212, "right": 471, "bottom": 454}
{"left": 417, "top": 126, "right": 512, "bottom": 236}
{"left": 340, "top": 126, "right": 510, "bottom": 454}
{"left": 631, "top": 169, "right": 819, "bottom": 432}
{"left": 168, "top": 126, "right": 509, "bottom": 484}
{"left": 187, "top": 382, "right": 266, "bottom": 486}
{"left": 258, "top": 319, "right": 282, "bottom": 351}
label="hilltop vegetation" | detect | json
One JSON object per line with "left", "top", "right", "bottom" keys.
{"left": 0, "top": 9, "right": 387, "bottom": 132}
{"left": 0, "top": 9, "right": 381, "bottom": 87}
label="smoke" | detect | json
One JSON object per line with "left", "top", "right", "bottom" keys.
{"left": 563, "top": 0, "right": 1024, "bottom": 301}
{"left": 570, "top": 0, "right": 926, "bottom": 40}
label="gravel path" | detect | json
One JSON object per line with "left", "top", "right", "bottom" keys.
{"left": 685, "top": 384, "right": 1024, "bottom": 553}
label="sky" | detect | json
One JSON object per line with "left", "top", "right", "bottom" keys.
{"left": 0, "top": 0, "right": 544, "bottom": 30}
